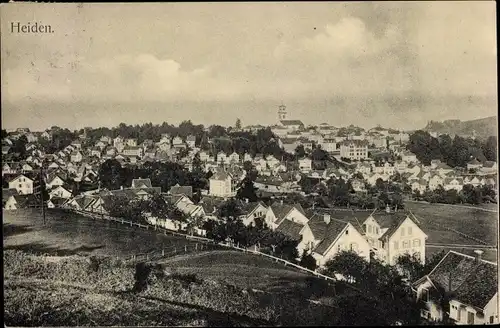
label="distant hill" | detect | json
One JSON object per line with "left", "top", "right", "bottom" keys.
{"left": 423, "top": 116, "right": 497, "bottom": 139}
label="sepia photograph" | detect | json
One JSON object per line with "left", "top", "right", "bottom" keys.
{"left": 1, "top": 1, "right": 499, "bottom": 326}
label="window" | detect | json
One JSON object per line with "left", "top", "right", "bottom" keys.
{"left": 403, "top": 241, "right": 410, "bottom": 249}
{"left": 401, "top": 228, "right": 405, "bottom": 236}
{"left": 350, "top": 243, "right": 358, "bottom": 252}
{"left": 408, "top": 227, "right": 412, "bottom": 235}
{"left": 345, "top": 229, "right": 349, "bottom": 235}
{"left": 375, "top": 227, "right": 379, "bottom": 234}
{"left": 413, "top": 239, "right": 421, "bottom": 247}
{"left": 367, "top": 225, "right": 372, "bottom": 233}
{"left": 490, "top": 316, "right": 494, "bottom": 324}
{"left": 337, "top": 244, "right": 342, "bottom": 252}
{"left": 393, "top": 241, "right": 399, "bottom": 250}
{"left": 467, "top": 311, "right": 475, "bottom": 325}
{"left": 421, "top": 288, "right": 429, "bottom": 302}
{"left": 19, "top": 184, "right": 22, "bottom": 188}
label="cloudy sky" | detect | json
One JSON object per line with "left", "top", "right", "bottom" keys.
{"left": 1, "top": 2, "right": 497, "bottom": 131}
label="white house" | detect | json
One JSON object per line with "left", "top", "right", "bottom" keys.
{"left": 186, "top": 135, "right": 196, "bottom": 148}
{"left": 265, "top": 201, "right": 309, "bottom": 230}
{"left": 307, "top": 213, "right": 371, "bottom": 267}
{"left": 298, "top": 158, "right": 312, "bottom": 172}
{"left": 413, "top": 250, "right": 498, "bottom": 325}
{"left": 339, "top": 140, "right": 369, "bottom": 161}
{"left": 49, "top": 185, "right": 72, "bottom": 199}
{"left": 8, "top": 174, "right": 34, "bottom": 195}
{"left": 443, "top": 177, "right": 464, "bottom": 192}
{"left": 209, "top": 169, "right": 237, "bottom": 198}
{"left": 238, "top": 201, "right": 268, "bottom": 227}
{"left": 362, "top": 209, "right": 427, "bottom": 265}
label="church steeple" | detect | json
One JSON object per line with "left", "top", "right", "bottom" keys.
{"left": 278, "top": 103, "right": 287, "bottom": 121}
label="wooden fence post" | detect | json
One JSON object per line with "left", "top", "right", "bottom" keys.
{"left": 184, "top": 245, "right": 187, "bottom": 252}
{"left": 162, "top": 249, "right": 165, "bottom": 256}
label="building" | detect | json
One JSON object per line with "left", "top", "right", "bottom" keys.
{"left": 265, "top": 201, "right": 309, "bottom": 230}
{"left": 362, "top": 209, "right": 427, "bottom": 265}
{"left": 8, "top": 174, "right": 35, "bottom": 195}
{"left": 209, "top": 169, "right": 238, "bottom": 198}
{"left": 186, "top": 135, "right": 196, "bottom": 148}
{"left": 340, "top": 140, "right": 369, "bottom": 161}
{"left": 122, "top": 146, "right": 144, "bottom": 158}
{"left": 307, "top": 213, "right": 371, "bottom": 267}
{"left": 298, "top": 158, "right": 313, "bottom": 172}
{"left": 412, "top": 250, "right": 498, "bottom": 325}
{"left": 277, "top": 104, "right": 304, "bottom": 131}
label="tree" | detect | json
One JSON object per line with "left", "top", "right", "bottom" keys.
{"left": 322, "top": 250, "right": 368, "bottom": 284}
{"left": 235, "top": 118, "right": 242, "bottom": 130}
{"left": 483, "top": 136, "right": 497, "bottom": 162}
{"left": 299, "top": 252, "right": 318, "bottom": 271}
{"left": 236, "top": 177, "right": 259, "bottom": 202}
{"left": 98, "top": 159, "right": 127, "bottom": 190}
{"left": 295, "top": 145, "right": 306, "bottom": 158}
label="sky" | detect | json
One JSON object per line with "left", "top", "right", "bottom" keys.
{"left": 1, "top": 2, "right": 497, "bottom": 131}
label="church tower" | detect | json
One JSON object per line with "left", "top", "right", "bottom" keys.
{"left": 278, "top": 103, "right": 287, "bottom": 121}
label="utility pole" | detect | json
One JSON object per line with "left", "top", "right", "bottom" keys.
{"left": 38, "top": 163, "right": 46, "bottom": 225}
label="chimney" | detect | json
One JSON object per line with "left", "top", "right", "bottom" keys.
{"left": 385, "top": 204, "right": 391, "bottom": 213}
{"left": 474, "top": 249, "right": 483, "bottom": 262}
{"left": 324, "top": 214, "right": 331, "bottom": 225}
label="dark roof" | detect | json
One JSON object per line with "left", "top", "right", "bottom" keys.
{"left": 276, "top": 219, "right": 304, "bottom": 241}
{"left": 307, "top": 209, "right": 366, "bottom": 235}
{"left": 453, "top": 260, "right": 498, "bottom": 309}
{"left": 3, "top": 188, "right": 19, "bottom": 202}
{"left": 239, "top": 201, "right": 266, "bottom": 215}
{"left": 169, "top": 184, "right": 193, "bottom": 198}
{"left": 309, "top": 215, "right": 349, "bottom": 255}
{"left": 426, "top": 251, "right": 497, "bottom": 309}
{"left": 280, "top": 120, "right": 305, "bottom": 126}
{"left": 269, "top": 202, "right": 305, "bottom": 224}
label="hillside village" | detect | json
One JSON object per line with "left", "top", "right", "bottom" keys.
{"left": 2, "top": 106, "right": 498, "bottom": 325}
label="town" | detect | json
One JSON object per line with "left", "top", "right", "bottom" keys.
{"left": 3, "top": 104, "right": 499, "bottom": 325}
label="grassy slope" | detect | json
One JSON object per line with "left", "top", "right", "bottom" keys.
{"left": 405, "top": 202, "right": 498, "bottom": 245}
{"left": 3, "top": 208, "right": 336, "bottom": 297}
{"left": 3, "top": 251, "right": 338, "bottom": 326}
{"left": 3, "top": 208, "right": 200, "bottom": 257}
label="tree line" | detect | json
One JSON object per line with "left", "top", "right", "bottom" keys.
{"left": 407, "top": 130, "right": 497, "bottom": 167}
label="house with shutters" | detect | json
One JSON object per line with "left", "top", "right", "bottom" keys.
{"left": 361, "top": 209, "right": 427, "bottom": 265}
{"left": 412, "top": 250, "right": 498, "bottom": 325}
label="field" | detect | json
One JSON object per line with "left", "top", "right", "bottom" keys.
{"left": 2, "top": 209, "right": 329, "bottom": 296}
{"left": 3, "top": 250, "right": 338, "bottom": 326}
{"left": 3, "top": 208, "right": 202, "bottom": 257}
{"left": 405, "top": 202, "right": 498, "bottom": 245}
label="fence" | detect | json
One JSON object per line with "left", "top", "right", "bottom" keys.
{"left": 67, "top": 208, "right": 339, "bottom": 283}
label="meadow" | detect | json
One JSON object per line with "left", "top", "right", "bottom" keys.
{"left": 405, "top": 202, "right": 498, "bottom": 246}
{"left": 3, "top": 250, "right": 338, "bottom": 326}
{"left": 3, "top": 208, "right": 202, "bottom": 257}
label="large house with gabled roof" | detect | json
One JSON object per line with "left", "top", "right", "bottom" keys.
{"left": 412, "top": 250, "right": 498, "bottom": 325}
